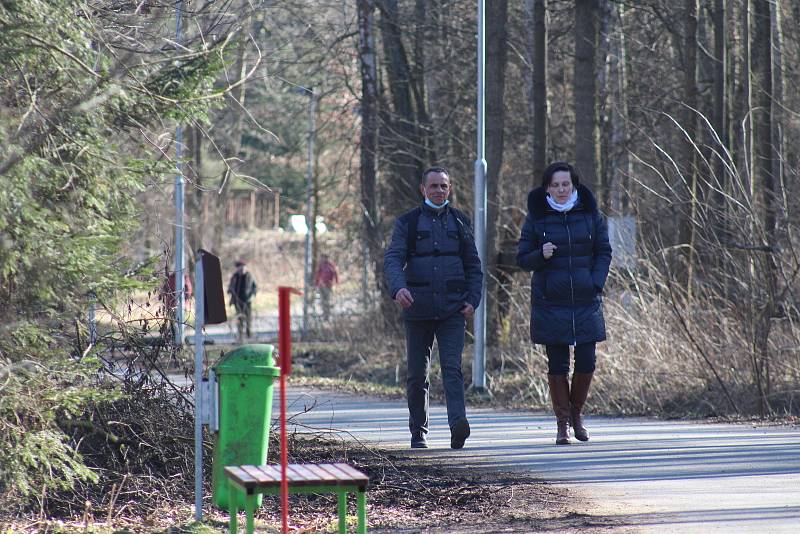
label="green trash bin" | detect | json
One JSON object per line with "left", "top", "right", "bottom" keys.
{"left": 211, "top": 344, "right": 280, "bottom": 511}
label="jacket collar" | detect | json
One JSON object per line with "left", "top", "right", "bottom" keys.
{"left": 527, "top": 183, "right": 597, "bottom": 218}
{"left": 420, "top": 201, "right": 450, "bottom": 216}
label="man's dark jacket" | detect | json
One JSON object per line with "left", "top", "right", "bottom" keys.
{"left": 384, "top": 203, "right": 483, "bottom": 321}
{"left": 516, "top": 184, "right": 612, "bottom": 345}
{"left": 228, "top": 271, "right": 257, "bottom": 306}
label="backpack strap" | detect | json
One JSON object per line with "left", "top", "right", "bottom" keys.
{"left": 449, "top": 207, "right": 472, "bottom": 256}
{"left": 399, "top": 207, "right": 423, "bottom": 257}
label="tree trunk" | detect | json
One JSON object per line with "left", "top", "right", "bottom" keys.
{"left": 425, "top": 0, "right": 452, "bottom": 164}
{"left": 211, "top": 33, "right": 249, "bottom": 256}
{"left": 412, "top": 0, "right": 435, "bottom": 165}
{"left": 186, "top": 124, "right": 205, "bottom": 257}
{"left": 752, "top": 0, "right": 773, "bottom": 235}
{"left": 357, "top": 0, "right": 392, "bottom": 320}
{"left": 606, "top": 2, "right": 629, "bottom": 215}
{"left": 770, "top": 0, "right": 784, "bottom": 214}
{"left": 616, "top": 3, "right": 632, "bottom": 214}
{"left": 711, "top": 0, "right": 728, "bottom": 234}
{"left": 738, "top": 0, "right": 753, "bottom": 194}
{"left": 527, "top": 0, "right": 547, "bottom": 185}
{"left": 681, "top": 0, "right": 699, "bottom": 300}
{"left": 484, "top": 0, "right": 509, "bottom": 347}
{"left": 378, "top": 0, "right": 423, "bottom": 208}
{"left": 597, "top": 0, "right": 614, "bottom": 209}
{"left": 751, "top": 0, "right": 774, "bottom": 416}
{"left": 574, "top": 0, "right": 600, "bottom": 196}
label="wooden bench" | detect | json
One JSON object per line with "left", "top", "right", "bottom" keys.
{"left": 224, "top": 463, "right": 369, "bottom": 534}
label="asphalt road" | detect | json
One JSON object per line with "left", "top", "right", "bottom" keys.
{"left": 285, "top": 387, "right": 800, "bottom": 533}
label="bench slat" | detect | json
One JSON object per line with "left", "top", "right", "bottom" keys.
{"left": 241, "top": 465, "right": 271, "bottom": 485}
{"left": 289, "top": 464, "right": 319, "bottom": 484}
{"left": 260, "top": 464, "right": 283, "bottom": 483}
{"left": 224, "top": 463, "right": 369, "bottom": 490}
{"left": 224, "top": 466, "right": 258, "bottom": 490}
{"left": 316, "top": 463, "right": 355, "bottom": 483}
{"left": 288, "top": 465, "right": 311, "bottom": 484}
{"left": 251, "top": 465, "right": 311, "bottom": 487}
{"left": 303, "top": 464, "right": 341, "bottom": 485}
{"left": 332, "top": 463, "right": 369, "bottom": 486}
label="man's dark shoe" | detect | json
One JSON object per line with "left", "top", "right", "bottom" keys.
{"left": 450, "top": 417, "right": 471, "bottom": 449}
{"left": 411, "top": 432, "right": 429, "bottom": 449}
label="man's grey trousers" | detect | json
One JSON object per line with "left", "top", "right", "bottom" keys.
{"left": 404, "top": 314, "right": 467, "bottom": 435}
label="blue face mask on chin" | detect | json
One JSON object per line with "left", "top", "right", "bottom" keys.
{"left": 425, "top": 198, "right": 449, "bottom": 209}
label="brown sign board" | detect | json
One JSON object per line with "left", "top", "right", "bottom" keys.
{"left": 200, "top": 249, "right": 227, "bottom": 325}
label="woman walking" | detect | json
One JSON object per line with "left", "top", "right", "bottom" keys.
{"left": 517, "top": 162, "right": 612, "bottom": 444}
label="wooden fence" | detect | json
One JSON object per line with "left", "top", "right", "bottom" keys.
{"left": 224, "top": 189, "right": 280, "bottom": 229}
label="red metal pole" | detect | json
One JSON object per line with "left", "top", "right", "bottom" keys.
{"left": 277, "top": 287, "right": 298, "bottom": 534}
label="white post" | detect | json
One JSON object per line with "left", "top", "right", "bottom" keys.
{"left": 88, "top": 291, "right": 97, "bottom": 346}
{"left": 194, "top": 251, "right": 205, "bottom": 521}
{"left": 302, "top": 88, "right": 315, "bottom": 335}
{"left": 472, "top": 0, "right": 488, "bottom": 391}
{"left": 174, "top": 0, "right": 185, "bottom": 347}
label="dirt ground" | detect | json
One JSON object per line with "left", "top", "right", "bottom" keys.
{"left": 3, "top": 434, "right": 631, "bottom": 533}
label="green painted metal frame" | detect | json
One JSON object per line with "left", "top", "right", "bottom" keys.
{"left": 227, "top": 479, "right": 367, "bottom": 534}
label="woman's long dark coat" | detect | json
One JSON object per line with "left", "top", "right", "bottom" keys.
{"left": 516, "top": 184, "right": 612, "bottom": 345}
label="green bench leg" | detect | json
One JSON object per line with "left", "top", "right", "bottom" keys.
{"left": 245, "top": 493, "right": 257, "bottom": 534}
{"left": 229, "top": 484, "right": 239, "bottom": 534}
{"left": 357, "top": 489, "right": 367, "bottom": 534}
{"left": 338, "top": 491, "right": 347, "bottom": 533}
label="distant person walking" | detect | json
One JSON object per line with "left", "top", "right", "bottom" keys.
{"left": 517, "top": 162, "right": 612, "bottom": 445}
{"left": 384, "top": 167, "right": 483, "bottom": 450}
{"left": 160, "top": 270, "right": 194, "bottom": 311}
{"left": 227, "top": 260, "right": 257, "bottom": 342}
{"left": 314, "top": 253, "right": 339, "bottom": 320}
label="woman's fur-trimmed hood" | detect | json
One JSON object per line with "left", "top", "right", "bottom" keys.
{"left": 527, "top": 183, "right": 598, "bottom": 218}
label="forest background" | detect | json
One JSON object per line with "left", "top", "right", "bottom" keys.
{"left": 2, "top": 0, "right": 800, "bottom": 525}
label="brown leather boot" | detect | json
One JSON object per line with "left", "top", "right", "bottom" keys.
{"left": 548, "top": 374, "right": 571, "bottom": 445}
{"left": 570, "top": 372, "right": 594, "bottom": 441}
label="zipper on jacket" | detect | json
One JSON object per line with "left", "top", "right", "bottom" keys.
{"left": 565, "top": 212, "right": 577, "bottom": 344}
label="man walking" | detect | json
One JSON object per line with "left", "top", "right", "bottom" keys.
{"left": 227, "top": 260, "right": 257, "bottom": 342}
{"left": 384, "top": 167, "right": 483, "bottom": 449}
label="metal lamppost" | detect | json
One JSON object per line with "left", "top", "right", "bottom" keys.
{"left": 174, "top": 0, "right": 186, "bottom": 347}
{"left": 292, "top": 86, "right": 315, "bottom": 336}
{"left": 472, "top": 0, "right": 488, "bottom": 391}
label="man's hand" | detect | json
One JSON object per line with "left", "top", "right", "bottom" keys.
{"left": 394, "top": 288, "right": 414, "bottom": 309}
{"left": 461, "top": 303, "right": 475, "bottom": 318}
{"left": 542, "top": 241, "right": 557, "bottom": 260}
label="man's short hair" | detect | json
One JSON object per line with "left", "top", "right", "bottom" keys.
{"left": 421, "top": 166, "right": 449, "bottom": 185}
{"left": 235, "top": 260, "right": 246, "bottom": 267}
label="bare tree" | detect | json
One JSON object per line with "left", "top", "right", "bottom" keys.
{"left": 357, "top": 0, "right": 391, "bottom": 318}
{"left": 378, "top": 0, "right": 423, "bottom": 208}
{"left": 527, "top": 0, "right": 547, "bottom": 185}
{"left": 484, "top": 0, "right": 509, "bottom": 346}
{"left": 680, "top": 0, "right": 699, "bottom": 299}
{"left": 710, "top": 0, "right": 728, "bottom": 237}
{"left": 574, "top": 0, "right": 600, "bottom": 196}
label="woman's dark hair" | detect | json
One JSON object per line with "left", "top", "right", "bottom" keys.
{"left": 541, "top": 161, "right": 580, "bottom": 189}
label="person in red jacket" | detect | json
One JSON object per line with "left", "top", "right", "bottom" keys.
{"left": 161, "top": 271, "right": 193, "bottom": 310}
{"left": 313, "top": 253, "right": 339, "bottom": 320}
{"left": 159, "top": 270, "right": 193, "bottom": 344}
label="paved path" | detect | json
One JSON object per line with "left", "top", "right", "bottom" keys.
{"left": 285, "top": 388, "right": 800, "bottom": 533}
